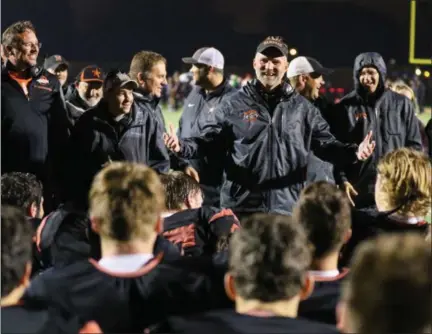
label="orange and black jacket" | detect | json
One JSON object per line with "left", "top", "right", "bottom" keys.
{"left": 1, "top": 63, "right": 70, "bottom": 189}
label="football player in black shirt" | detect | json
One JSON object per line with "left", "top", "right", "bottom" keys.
{"left": 338, "top": 233, "right": 431, "bottom": 334}
{"left": 160, "top": 172, "right": 240, "bottom": 256}
{"left": 1, "top": 206, "right": 97, "bottom": 333}
{"left": 26, "top": 162, "right": 230, "bottom": 333}
{"left": 293, "top": 181, "right": 352, "bottom": 325}
{"left": 153, "top": 214, "right": 338, "bottom": 333}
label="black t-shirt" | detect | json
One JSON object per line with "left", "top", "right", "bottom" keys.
{"left": 149, "top": 309, "right": 339, "bottom": 334}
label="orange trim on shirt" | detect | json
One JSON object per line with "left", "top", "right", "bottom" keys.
{"left": 89, "top": 252, "right": 163, "bottom": 278}
{"left": 79, "top": 320, "right": 103, "bottom": 333}
{"left": 163, "top": 223, "right": 196, "bottom": 248}
{"left": 209, "top": 208, "right": 238, "bottom": 224}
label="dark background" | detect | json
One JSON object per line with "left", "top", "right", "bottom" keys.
{"left": 2, "top": 0, "right": 431, "bottom": 74}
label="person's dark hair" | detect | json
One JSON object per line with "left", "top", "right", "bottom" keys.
{"left": 293, "top": 181, "right": 351, "bottom": 258}
{"left": 159, "top": 172, "right": 202, "bottom": 211}
{"left": 2, "top": 21, "right": 36, "bottom": 49}
{"left": 229, "top": 213, "right": 311, "bottom": 302}
{"left": 1, "top": 205, "right": 33, "bottom": 297}
{"left": 1, "top": 172, "right": 43, "bottom": 213}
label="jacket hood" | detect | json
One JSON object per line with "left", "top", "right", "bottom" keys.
{"left": 353, "top": 52, "right": 387, "bottom": 93}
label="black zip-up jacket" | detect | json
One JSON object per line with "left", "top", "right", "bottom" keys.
{"left": 67, "top": 100, "right": 169, "bottom": 198}
{"left": 178, "top": 80, "right": 359, "bottom": 215}
{"left": 329, "top": 52, "right": 422, "bottom": 207}
{"left": 1, "top": 64, "right": 70, "bottom": 202}
{"left": 179, "top": 80, "right": 237, "bottom": 206}
{"left": 65, "top": 88, "right": 91, "bottom": 125}
{"left": 134, "top": 90, "right": 166, "bottom": 132}
{"left": 426, "top": 118, "right": 432, "bottom": 159}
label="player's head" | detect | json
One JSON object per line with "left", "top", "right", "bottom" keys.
{"left": 1, "top": 206, "right": 33, "bottom": 298}
{"left": 375, "top": 148, "right": 431, "bottom": 217}
{"left": 293, "top": 181, "right": 352, "bottom": 260}
{"left": 89, "top": 162, "right": 165, "bottom": 242}
{"left": 339, "top": 233, "right": 431, "bottom": 334}
{"left": 159, "top": 172, "right": 203, "bottom": 211}
{"left": 225, "top": 214, "right": 312, "bottom": 308}
{"left": 1, "top": 172, "right": 44, "bottom": 218}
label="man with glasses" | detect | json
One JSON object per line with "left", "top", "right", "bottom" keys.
{"left": 1, "top": 20, "right": 70, "bottom": 212}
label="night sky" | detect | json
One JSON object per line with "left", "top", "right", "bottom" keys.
{"left": 2, "top": 0, "right": 431, "bottom": 73}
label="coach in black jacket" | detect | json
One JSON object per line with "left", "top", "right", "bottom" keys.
{"left": 67, "top": 71, "right": 169, "bottom": 200}
{"left": 329, "top": 52, "right": 422, "bottom": 208}
{"left": 164, "top": 37, "right": 375, "bottom": 216}
{"left": 179, "top": 47, "right": 237, "bottom": 206}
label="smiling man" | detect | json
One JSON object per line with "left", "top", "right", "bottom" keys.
{"left": 164, "top": 36, "right": 376, "bottom": 217}
{"left": 1, "top": 20, "right": 70, "bottom": 212}
{"left": 329, "top": 52, "right": 422, "bottom": 208}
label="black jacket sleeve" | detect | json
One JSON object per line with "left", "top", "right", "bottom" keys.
{"left": 179, "top": 105, "right": 227, "bottom": 159}
{"left": 147, "top": 117, "right": 171, "bottom": 173}
{"left": 308, "top": 106, "right": 358, "bottom": 166}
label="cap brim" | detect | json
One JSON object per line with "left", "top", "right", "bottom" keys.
{"left": 82, "top": 78, "right": 104, "bottom": 83}
{"left": 257, "top": 45, "right": 287, "bottom": 57}
{"left": 120, "top": 80, "right": 139, "bottom": 90}
{"left": 182, "top": 57, "right": 198, "bottom": 64}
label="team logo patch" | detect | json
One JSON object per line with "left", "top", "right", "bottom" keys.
{"left": 243, "top": 109, "right": 259, "bottom": 122}
{"left": 355, "top": 111, "right": 367, "bottom": 121}
{"left": 37, "top": 75, "right": 49, "bottom": 85}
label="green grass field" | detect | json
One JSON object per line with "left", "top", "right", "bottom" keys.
{"left": 162, "top": 106, "right": 431, "bottom": 223}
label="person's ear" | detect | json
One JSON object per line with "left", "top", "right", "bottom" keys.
{"left": 28, "top": 201, "right": 38, "bottom": 218}
{"left": 155, "top": 215, "right": 163, "bottom": 234}
{"left": 137, "top": 72, "right": 146, "bottom": 86}
{"left": 299, "top": 273, "right": 314, "bottom": 301}
{"left": 343, "top": 229, "right": 352, "bottom": 244}
{"left": 90, "top": 217, "right": 100, "bottom": 234}
{"left": 224, "top": 272, "right": 236, "bottom": 301}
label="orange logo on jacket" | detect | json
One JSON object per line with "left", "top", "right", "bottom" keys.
{"left": 243, "top": 110, "right": 259, "bottom": 122}
{"left": 355, "top": 112, "right": 367, "bottom": 121}
{"left": 36, "top": 75, "right": 49, "bottom": 85}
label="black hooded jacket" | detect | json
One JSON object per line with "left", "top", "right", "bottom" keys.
{"left": 177, "top": 80, "right": 360, "bottom": 215}
{"left": 329, "top": 52, "right": 422, "bottom": 207}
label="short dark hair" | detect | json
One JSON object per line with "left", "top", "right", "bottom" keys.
{"left": 1, "top": 172, "right": 43, "bottom": 212}
{"left": 293, "top": 181, "right": 351, "bottom": 258}
{"left": 129, "top": 51, "right": 166, "bottom": 81}
{"left": 159, "top": 172, "right": 202, "bottom": 211}
{"left": 2, "top": 20, "right": 36, "bottom": 48}
{"left": 229, "top": 213, "right": 311, "bottom": 302}
{"left": 344, "top": 233, "right": 431, "bottom": 334}
{"left": 1, "top": 205, "right": 33, "bottom": 297}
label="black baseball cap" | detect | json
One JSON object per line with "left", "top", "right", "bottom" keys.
{"left": 256, "top": 37, "right": 289, "bottom": 57}
{"left": 76, "top": 65, "right": 104, "bottom": 83}
{"left": 44, "top": 54, "right": 69, "bottom": 71}
{"left": 103, "top": 70, "right": 138, "bottom": 93}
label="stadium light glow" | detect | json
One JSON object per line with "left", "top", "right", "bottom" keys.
{"left": 289, "top": 48, "right": 298, "bottom": 56}
{"left": 415, "top": 68, "right": 422, "bottom": 76}
{"left": 424, "top": 71, "right": 430, "bottom": 78}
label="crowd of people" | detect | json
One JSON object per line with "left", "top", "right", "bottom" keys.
{"left": 1, "top": 20, "right": 431, "bottom": 333}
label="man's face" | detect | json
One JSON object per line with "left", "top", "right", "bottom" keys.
{"left": 359, "top": 67, "right": 380, "bottom": 94}
{"left": 48, "top": 64, "right": 68, "bottom": 86}
{"left": 107, "top": 86, "right": 134, "bottom": 115}
{"left": 77, "top": 81, "right": 103, "bottom": 107}
{"left": 141, "top": 61, "right": 167, "bottom": 98}
{"left": 8, "top": 29, "right": 40, "bottom": 68}
{"left": 297, "top": 73, "right": 325, "bottom": 101}
{"left": 253, "top": 51, "right": 288, "bottom": 89}
{"left": 190, "top": 64, "right": 209, "bottom": 86}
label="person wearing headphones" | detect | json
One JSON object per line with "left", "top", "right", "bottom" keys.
{"left": 1, "top": 20, "right": 70, "bottom": 212}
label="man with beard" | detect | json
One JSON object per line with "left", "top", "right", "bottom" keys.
{"left": 65, "top": 65, "right": 104, "bottom": 125}
{"left": 329, "top": 52, "right": 422, "bottom": 208}
{"left": 287, "top": 56, "right": 335, "bottom": 184}
{"left": 179, "top": 47, "right": 237, "bottom": 207}
{"left": 44, "top": 54, "right": 74, "bottom": 100}
{"left": 1, "top": 20, "right": 70, "bottom": 212}
{"left": 164, "top": 36, "right": 376, "bottom": 217}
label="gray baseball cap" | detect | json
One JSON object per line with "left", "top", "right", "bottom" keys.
{"left": 182, "top": 47, "right": 224, "bottom": 70}
{"left": 104, "top": 71, "right": 138, "bottom": 93}
{"left": 287, "top": 56, "right": 333, "bottom": 78}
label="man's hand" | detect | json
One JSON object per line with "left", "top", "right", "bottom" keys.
{"left": 356, "top": 131, "right": 376, "bottom": 161}
{"left": 343, "top": 181, "right": 358, "bottom": 207}
{"left": 163, "top": 124, "right": 180, "bottom": 153}
{"left": 184, "top": 166, "right": 200, "bottom": 183}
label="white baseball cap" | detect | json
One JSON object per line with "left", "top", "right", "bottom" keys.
{"left": 287, "top": 56, "right": 333, "bottom": 78}
{"left": 182, "top": 47, "right": 224, "bottom": 70}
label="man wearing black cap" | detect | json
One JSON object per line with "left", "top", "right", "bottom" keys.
{"left": 287, "top": 56, "right": 335, "bottom": 184}
{"left": 65, "top": 65, "right": 104, "bottom": 125}
{"left": 66, "top": 70, "right": 170, "bottom": 201}
{"left": 329, "top": 52, "right": 422, "bottom": 208}
{"left": 44, "top": 54, "right": 73, "bottom": 99}
{"left": 164, "top": 36, "right": 376, "bottom": 216}
{"left": 178, "top": 46, "right": 237, "bottom": 207}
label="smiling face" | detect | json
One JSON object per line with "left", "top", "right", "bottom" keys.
{"left": 253, "top": 51, "right": 288, "bottom": 90}
{"left": 359, "top": 66, "right": 380, "bottom": 94}
{"left": 7, "top": 29, "right": 40, "bottom": 69}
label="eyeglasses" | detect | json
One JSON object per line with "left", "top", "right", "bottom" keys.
{"left": 20, "top": 41, "right": 42, "bottom": 50}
